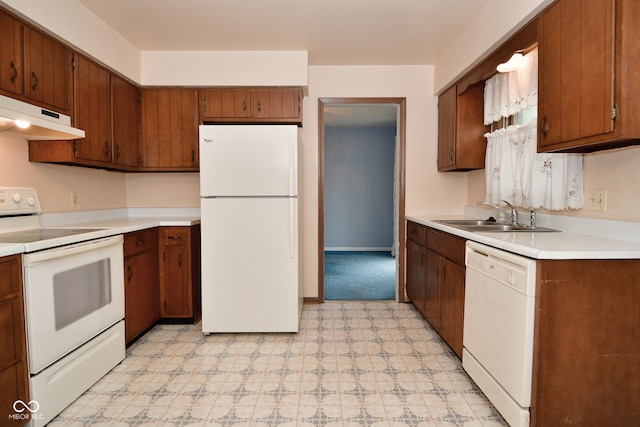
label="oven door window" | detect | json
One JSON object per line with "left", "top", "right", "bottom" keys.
{"left": 53, "top": 258, "right": 112, "bottom": 330}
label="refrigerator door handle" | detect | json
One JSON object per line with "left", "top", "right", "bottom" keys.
{"left": 289, "top": 198, "right": 296, "bottom": 258}
{"left": 289, "top": 136, "right": 296, "bottom": 197}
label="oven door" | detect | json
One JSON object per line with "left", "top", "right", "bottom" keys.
{"left": 23, "top": 235, "right": 124, "bottom": 374}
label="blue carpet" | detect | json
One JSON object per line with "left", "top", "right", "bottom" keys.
{"left": 324, "top": 251, "right": 396, "bottom": 300}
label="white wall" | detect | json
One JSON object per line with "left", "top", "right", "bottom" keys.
{"left": 0, "top": 135, "right": 127, "bottom": 213}
{"left": 301, "top": 65, "right": 468, "bottom": 297}
{"left": 434, "top": 0, "right": 552, "bottom": 93}
{"left": 0, "top": 0, "right": 141, "bottom": 82}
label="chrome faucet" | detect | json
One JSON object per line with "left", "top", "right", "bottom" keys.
{"left": 477, "top": 200, "right": 519, "bottom": 225}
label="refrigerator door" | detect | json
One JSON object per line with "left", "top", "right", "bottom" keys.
{"left": 201, "top": 197, "right": 301, "bottom": 333}
{"left": 199, "top": 125, "right": 298, "bottom": 197}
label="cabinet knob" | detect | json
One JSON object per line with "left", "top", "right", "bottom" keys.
{"left": 168, "top": 235, "right": 183, "bottom": 240}
{"left": 136, "top": 239, "right": 145, "bottom": 246}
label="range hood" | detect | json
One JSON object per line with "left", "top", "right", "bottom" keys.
{"left": 0, "top": 94, "right": 85, "bottom": 140}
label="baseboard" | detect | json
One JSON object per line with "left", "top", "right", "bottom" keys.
{"left": 324, "top": 247, "right": 392, "bottom": 252}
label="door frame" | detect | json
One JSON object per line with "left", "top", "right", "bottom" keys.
{"left": 318, "top": 97, "right": 407, "bottom": 303}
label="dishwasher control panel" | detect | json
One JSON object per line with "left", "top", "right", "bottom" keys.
{"left": 466, "top": 241, "right": 537, "bottom": 296}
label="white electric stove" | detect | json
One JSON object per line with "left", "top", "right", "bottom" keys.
{"left": 0, "top": 186, "right": 125, "bottom": 427}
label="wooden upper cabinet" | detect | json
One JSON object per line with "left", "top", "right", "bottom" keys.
{"left": 201, "top": 87, "right": 303, "bottom": 125}
{"left": 140, "top": 88, "right": 199, "bottom": 171}
{"left": 539, "top": 0, "right": 640, "bottom": 152}
{"left": 0, "top": 9, "right": 22, "bottom": 97}
{"left": 73, "top": 54, "right": 113, "bottom": 164}
{"left": 0, "top": 8, "right": 72, "bottom": 115}
{"left": 112, "top": 75, "right": 140, "bottom": 168}
{"left": 252, "top": 88, "right": 302, "bottom": 121}
{"left": 437, "top": 83, "right": 487, "bottom": 171}
{"left": 201, "top": 88, "right": 251, "bottom": 119}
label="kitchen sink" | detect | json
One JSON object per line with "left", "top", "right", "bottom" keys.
{"left": 434, "top": 219, "right": 559, "bottom": 232}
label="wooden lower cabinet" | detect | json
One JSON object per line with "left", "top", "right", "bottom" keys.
{"left": 406, "top": 221, "right": 466, "bottom": 358}
{"left": 159, "top": 225, "right": 201, "bottom": 322}
{"left": 0, "top": 254, "right": 29, "bottom": 426}
{"left": 530, "top": 258, "right": 640, "bottom": 426}
{"left": 124, "top": 229, "right": 160, "bottom": 344}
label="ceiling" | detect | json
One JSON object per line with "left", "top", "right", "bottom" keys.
{"left": 77, "top": 0, "right": 493, "bottom": 127}
{"left": 77, "top": 0, "right": 492, "bottom": 66}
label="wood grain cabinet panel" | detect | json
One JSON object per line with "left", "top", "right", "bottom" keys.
{"left": 531, "top": 258, "right": 640, "bottom": 426}
{"left": 437, "top": 84, "right": 487, "bottom": 171}
{"left": 538, "top": 0, "right": 640, "bottom": 152}
{"left": 158, "top": 225, "right": 201, "bottom": 322}
{"left": 405, "top": 222, "right": 466, "bottom": 358}
{"left": 201, "top": 87, "right": 302, "bottom": 125}
{"left": 0, "top": 7, "right": 72, "bottom": 115}
{"left": 0, "top": 9, "right": 23, "bottom": 97}
{"left": 0, "top": 255, "right": 29, "bottom": 427}
{"left": 22, "top": 25, "right": 73, "bottom": 115}
{"left": 124, "top": 229, "right": 160, "bottom": 344}
{"left": 111, "top": 75, "right": 140, "bottom": 168}
{"left": 140, "top": 88, "right": 199, "bottom": 171}
{"left": 201, "top": 88, "right": 251, "bottom": 119}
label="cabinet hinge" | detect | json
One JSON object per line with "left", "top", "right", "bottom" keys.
{"left": 73, "top": 140, "right": 78, "bottom": 156}
{"left": 611, "top": 105, "right": 618, "bottom": 121}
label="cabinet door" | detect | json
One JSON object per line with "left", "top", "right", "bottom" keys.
{"left": 74, "top": 55, "right": 112, "bottom": 163}
{"left": 112, "top": 75, "right": 140, "bottom": 168}
{"left": 406, "top": 239, "right": 425, "bottom": 315}
{"left": 159, "top": 227, "right": 192, "bottom": 318}
{"left": 124, "top": 250, "right": 160, "bottom": 343}
{"left": 124, "top": 229, "right": 159, "bottom": 344}
{"left": 22, "top": 25, "right": 72, "bottom": 114}
{"left": 439, "top": 258, "right": 465, "bottom": 358}
{"left": 252, "top": 89, "right": 302, "bottom": 120}
{"left": 423, "top": 249, "right": 441, "bottom": 333}
{"left": 0, "top": 9, "right": 22, "bottom": 96}
{"left": 0, "top": 255, "right": 29, "bottom": 427}
{"left": 437, "top": 86, "right": 457, "bottom": 170}
{"left": 202, "top": 88, "right": 251, "bottom": 119}
{"left": 140, "top": 88, "right": 199, "bottom": 170}
{"left": 539, "top": 0, "right": 616, "bottom": 151}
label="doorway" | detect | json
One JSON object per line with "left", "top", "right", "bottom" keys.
{"left": 318, "top": 97, "right": 407, "bottom": 303}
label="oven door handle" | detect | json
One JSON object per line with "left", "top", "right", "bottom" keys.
{"left": 24, "top": 235, "right": 123, "bottom": 266}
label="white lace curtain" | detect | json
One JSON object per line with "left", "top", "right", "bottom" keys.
{"left": 483, "top": 48, "right": 584, "bottom": 210}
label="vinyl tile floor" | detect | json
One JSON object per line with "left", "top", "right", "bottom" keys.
{"left": 49, "top": 301, "right": 508, "bottom": 426}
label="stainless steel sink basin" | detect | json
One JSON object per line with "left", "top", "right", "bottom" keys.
{"left": 434, "top": 219, "right": 559, "bottom": 232}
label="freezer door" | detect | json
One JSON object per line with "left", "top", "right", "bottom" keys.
{"left": 201, "top": 197, "right": 300, "bottom": 333}
{"left": 199, "top": 125, "right": 298, "bottom": 197}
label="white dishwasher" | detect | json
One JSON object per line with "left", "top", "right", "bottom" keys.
{"left": 462, "top": 241, "right": 537, "bottom": 427}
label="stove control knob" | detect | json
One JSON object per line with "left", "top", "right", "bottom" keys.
{"left": 26, "top": 196, "right": 36, "bottom": 206}
{"left": 12, "top": 192, "right": 21, "bottom": 203}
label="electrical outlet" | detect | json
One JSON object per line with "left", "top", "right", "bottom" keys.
{"left": 71, "top": 191, "right": 79, "bottom": 207}
{"left": 587, "top": 189, "right": 607, "bottom": 211}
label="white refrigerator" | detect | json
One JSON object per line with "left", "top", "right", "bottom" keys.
{"left": 199, "top": 125, "right": 303, "bottom": 333}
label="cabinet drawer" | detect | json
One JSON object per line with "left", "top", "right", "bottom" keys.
{"left": 124, "top": 228, "right": 158, "bottom": 257}
{"left": 407, "top": 221, "right": 426, "bottom": 246}
{"left": 426, "top": 228, "right": 466, "bottom": 266}
{"left": 160, "top": 227, "right": 189, "bottom": 246}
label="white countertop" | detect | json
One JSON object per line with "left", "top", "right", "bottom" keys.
{"left": 0, "top": 208, "right": 200, "bottom": 258}
{"left": 406, "top": 213, "right": 640, "bottom": 260}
